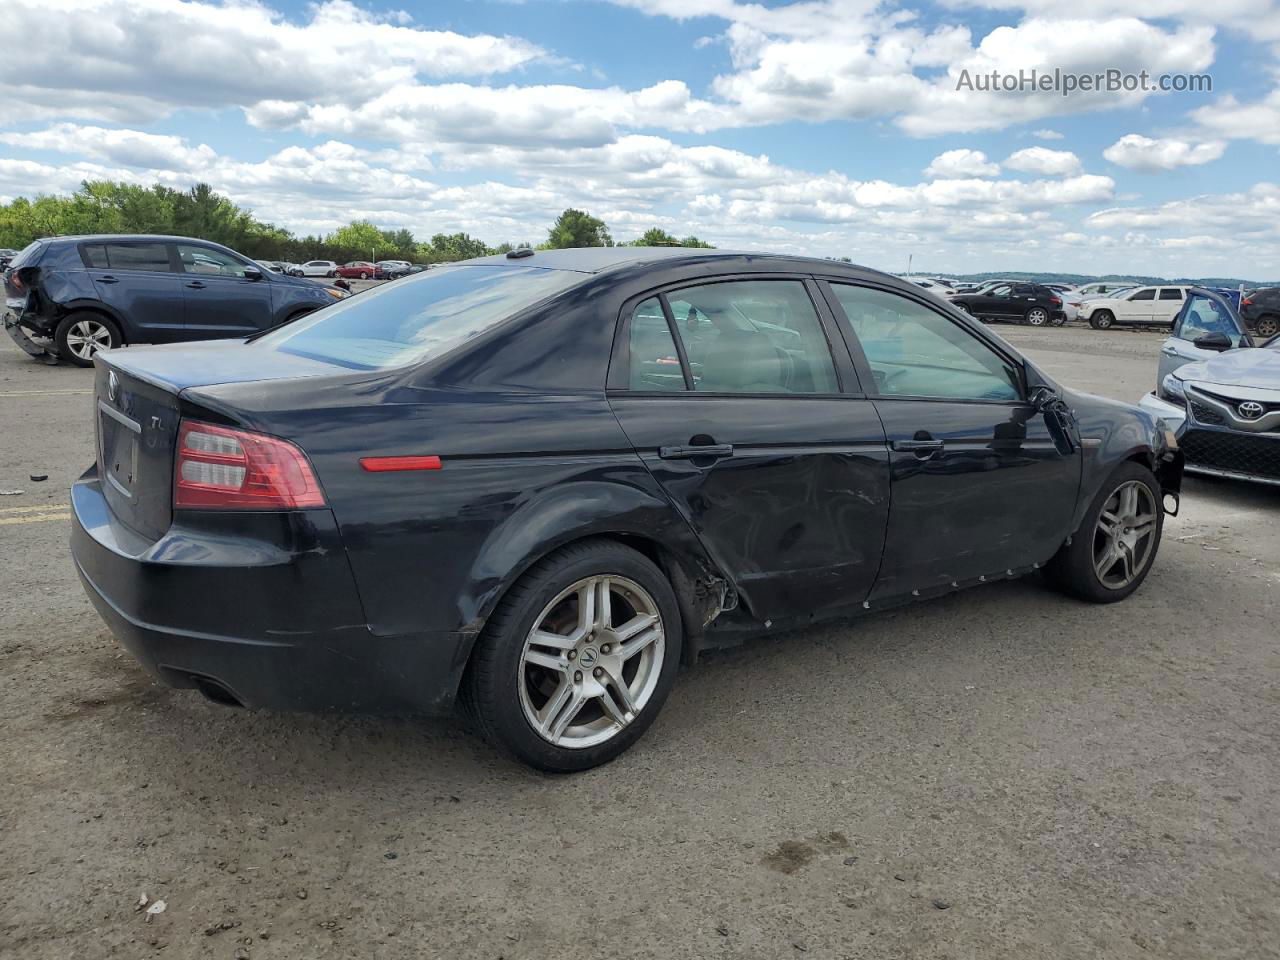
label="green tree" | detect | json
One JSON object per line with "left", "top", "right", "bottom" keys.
{"left": 634, "top": 227, "right": 680, "bottom": 247}
{"left": 678, "top": 235, "right": 714, "bottom": 248}
{"left": 546, "top": 208, "right": 612, "bottom": 248}
{"left": 422, "top": 232, "right": 490, "bottom": 262}
{"left": 326, "top": 220, "right": 394, "bottom": 261}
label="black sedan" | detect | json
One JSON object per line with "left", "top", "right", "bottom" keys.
{"left": 71, "top": 248, "right": 1182, "bottom": 771}
{"left": 950, "top": 281, "right": 1065, "bottom": 326}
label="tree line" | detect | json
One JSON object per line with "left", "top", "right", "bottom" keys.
{"left": 0, "top": 181, "right": 713, "bottom": 263}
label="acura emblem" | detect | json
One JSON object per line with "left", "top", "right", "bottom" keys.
{"left": 107, "top": 370, "right": 119, "bottom": 403}
{"left": 1237, "top": 400, "right": 1264, "bottom": 420}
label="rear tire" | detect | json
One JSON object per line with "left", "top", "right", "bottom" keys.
{"left": 1254, "top": 315, "right": 1279, "bottom": 338}
{"left": 955, "top": 303, "right": 972, "bottom": 315}
{"left": 359, "top": 271, "right": 370, "bottom": 280}
{"left": 1044, "top": 462, "right": 1163, "bottom": 603}
{"left": 1089, "top": 310, "right": 1114, "bottom": 330}
{"left": 461, "top": 539, "right": 682, "bottom": 772}
{"left": 1026, "top": 307, "right": 1049, "bottom": 326}
{"left": 55, "top": 312, "right": 122, "bottom": 366}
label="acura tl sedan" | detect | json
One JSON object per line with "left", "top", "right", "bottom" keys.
{"left": 71, "top": 248, "right": 1182, "bottom": 771}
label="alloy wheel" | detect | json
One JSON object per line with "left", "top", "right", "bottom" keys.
{"left": 1093, "top": 480, "right": 1157, "bottom": 589}
{"left": 1027, "top": 308, "right": 1048, "bottom": 326}
{"left": 1256, "top": 317, "right": 1279, "bottom": 338}
{"left": 65, "top": 319, "right": 114, "bottom": 360}
{"left": 518, "top": 574, "right": 665, "bottom": 749}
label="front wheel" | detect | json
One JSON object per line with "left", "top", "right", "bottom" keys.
{"left": 1044, "top": 462, "right": 1163, "bottom": 603}
{"left": 55, "top": 313, "right": 122, "bottom": 366}
{"left": 462, "top": 540, "right": 682, "bottom": 772}
{"left": 955, "top": 303, "right": 972, "bottom": 315}
{"left": 1026, "top": 307, "right": 1049, "bottom": 326}
{"left": 1089, "top": 310, "right": 1114, "bottom": 330}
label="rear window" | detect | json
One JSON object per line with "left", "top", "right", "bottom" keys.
{"left": 8, "top": 241, "right": 43, "bottom": 269}
{"left": 256, "top": 264, "right": 585, "bottom": 370}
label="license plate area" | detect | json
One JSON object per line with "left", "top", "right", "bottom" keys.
{"left": 98, "top": 400, "right": 141, "bottom": 499}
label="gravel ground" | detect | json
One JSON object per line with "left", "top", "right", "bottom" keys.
{"left": 1, "top": 323, "right": 1277, "bottom": 960}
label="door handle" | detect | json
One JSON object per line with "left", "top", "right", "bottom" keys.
{"left": 659, "top": 443, "right": 734, "bottom": 460}
{"left": 97, "top": 275, "right": 119, "bottom": 284}
{"left": 1160, "top": 347, "right": 1178, "bottom": 356}
{"left": 892, "top": 438, "right": 944, "bottom": 453}
{"left": 185, "top": 281, "right": 206, "bottom": 289}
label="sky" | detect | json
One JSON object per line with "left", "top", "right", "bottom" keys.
{"left": 1, "top": 0, "right": 1279, "bottom": 278}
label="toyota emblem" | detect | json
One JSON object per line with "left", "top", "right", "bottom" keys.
{"left": 107, "top": 370, "right": 119, "bottom": 403}
{"left": 1237, "top": 400, "right": 1264, "bottom": 420}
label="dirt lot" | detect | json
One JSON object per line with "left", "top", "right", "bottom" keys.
{"left": 1, "top": 324, "right": 1277, "bottom": 960}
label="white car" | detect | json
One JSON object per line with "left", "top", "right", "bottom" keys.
{"left": 1078, "top": 285, "right": 1190, "bottom": 330}
{"left": 1061, "top": 285, "right": 1137, "bottom": 322}
{"left": 299, "top": 260, "right": 338, "bottom": 277}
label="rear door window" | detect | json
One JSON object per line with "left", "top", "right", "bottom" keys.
{"left": 81, "top": 244, "right": 109, "bottom": 268}
{"left": 101, "top": 243, "right": 172, "bottom": 272}
{"left": 628, "top": 297, "right": 686, "bottom": 391}
{"left": 1159, "top": 288, "right": 1184, "bottom": 301}
{"left": 664, "top": 280, "right": 839, "bottom": 394}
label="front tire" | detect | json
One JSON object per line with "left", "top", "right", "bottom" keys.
{"left": 1044, "top": 462, "right": 1163, "bottom": 603}
{"left": 359, "top": 271, "right": 370, "bottom": 280}
{"left": 955, "top": 303, "right": 972, "bottom": 315}
{"left": 55, "top": 312, "right": 122, "bottom": 366}
{"left": 462, "top": 540, "right": 682, "bottom": 772}
{"left": 1089, "top": 310, "right": 1115, "bottom": 330}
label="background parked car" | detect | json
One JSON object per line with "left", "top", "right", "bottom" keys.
{"left": 1079, "top": 285, "right": 1188, "bottom": 330}
{"left": 949, "top": 282, "right": 1065, "bottom": 325}
{"left": 300, "top": 260, "right": 338, "bottom": 277}
{"left": 375, "top": 260, "right": 412, "bottom": 279}
{"left": 1240, "top": 287, "right": 1280, "bottom": 338}
{"left": 1061, "top": 285, "right": 1137, "bottom": 322}
{"left": 336, "top": 261, "right": 378, "bottom": 280}
{"left": 1141, "top": 289, "right": 1279, "bottom": 486}
{"left": 0, "top": 248, "right": 17, "bottom": 270}
{"left": 3, "top": 235, "right": 348, "bottom": 365}
{"left": 256, "top": 260, "right": 285, "bottom": 274}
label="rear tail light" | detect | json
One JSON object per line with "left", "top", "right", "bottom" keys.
{"left": 10, "top": 272, "right": 24, "bottom": 291}
{"left": 1241, "top": 297, "right": 1253, "bottom": 306}
{"left": 1050, "top": 296, "right": 1062, "bottom": 304}
{"left": 175, "top": 420, "right": 325, "bottom": 509}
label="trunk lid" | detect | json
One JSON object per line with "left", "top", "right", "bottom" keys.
{"left": 93, "top": 342, "right": 347, "bottom": 540}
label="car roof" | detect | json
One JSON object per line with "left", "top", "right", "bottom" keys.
{"left": 41, "top": 234, "right": 217, "bottom": 245}
{"left": 458, "top": 246, "right": 895, "bottom": 280}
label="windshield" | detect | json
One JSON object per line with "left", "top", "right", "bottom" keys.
{"left": 256, "top": 264, "right": 586, "bottom": 370}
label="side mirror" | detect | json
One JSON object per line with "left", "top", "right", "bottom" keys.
{"left": 1028, "top": 384, "right": 1058, "bottom": 411}
{"left": 243, "top": 267, "right": 263, "bottom": 281}
{"left": 1192, "top": 332, "right": 1232, "bottom": 352}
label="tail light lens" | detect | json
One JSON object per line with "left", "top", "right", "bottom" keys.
{"left": 1050, "top": 296, "right": 1062, "bottom": 304}
{"left": 175, "top": 420, "right": 325, "bottom": 509}
{"left": 1241, "top": 297, "right": 1253, "bottom": 306}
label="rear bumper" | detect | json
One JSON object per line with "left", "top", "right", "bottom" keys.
{"left": 4, "top": 311, "right": 56, "bottom": 360}
{"left": 71, "top": 467, "right": 470, "bottom": 715}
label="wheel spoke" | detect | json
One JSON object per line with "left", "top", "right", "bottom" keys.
{"left": 597, "top": 684, "right": 632, "bottom": 727}
{"left": 594, "top": 576, "right": 612, "bottom": 631}
{"left": 573, "top": 583, "right": 595, "bottom": 642}
{"left": 1098, "top": 510, "right": 1121, "bottom": 535}
{"left": 614, "top": 612, "right": 657, "bottom": 642}
{"left": 1094, "top": 542, "right": 1118, "bottom": 579}
{"left": 545, "top": 683, "right": 587, "bottom": 741}
{"left": 523, "top": 648, "right": 568, "bottom": 673}
{"left": 529, "top": 628, "right": 575, "bottom": 651}
{"left": 1131, "top": 518, "right": 1155, "bottom": 539}
{"left": 1118, "top": 542, "right": 1134, "bottom": 582}
{"left": 1119, "top": 483, "right": 1138, "bottom": 518}
{"left": 618, "top": 624, "right": 661, "bottom": 660}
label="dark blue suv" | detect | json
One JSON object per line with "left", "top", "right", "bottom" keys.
{"left": 3, "top": 235, "right": 347, "bottom": 365}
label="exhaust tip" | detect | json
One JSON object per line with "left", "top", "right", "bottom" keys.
{"left": 191, "top": 675, "right": 244, "bottom": 708}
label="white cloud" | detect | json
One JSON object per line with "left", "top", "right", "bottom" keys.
{"left": 1191, "top": 87, "right": 1280, "bottom": 145}
{"left": 1086, "top": 183, "right": 1280, "bottom": 237}
{"left": 0, "top": 0, "right": 546, "bottom": 122}
{"left": 924, "top": 149, "right": 1000, "bottom": 178}
{"left": 1004, "top": 147, "right": 1083, "bottom": 176}
{"left": 1102, "top": 134, "right": 1226, "bottom": 171}
{"left": 1033, "top": 129, "right": 1064, "bottom": 140}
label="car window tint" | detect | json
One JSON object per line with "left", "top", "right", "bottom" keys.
{"left": 830, "top": 284, "right": 1020, "bottom": 402}
{"left": 81, "top": 244, "right": 109, "bottom": 268}
{"left": 1131, "top": 288, "right": 1155, "bottom": 300}
{"left": 1158, "top": 288, "right": 1184, "bottom": 301}
{"left": 177, "top": 244, "right": 252, "bottom": 277}
{"left": 628, "top": 297, "right": 685, "bottom": 391}
{"left": 665, "top": 280, "right": 838, "bottom": 394}
{"left": 257, "top": 264, "right": 584, "bottom": 370}
{"left": 104, "top": 243, "right": 170, "bottom": 272}
{"left": 988, "top": 285, "right": 1012, "bottom": 297}
{"left": 1178, "top": 295, "right": 1239, "bottom": 343}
